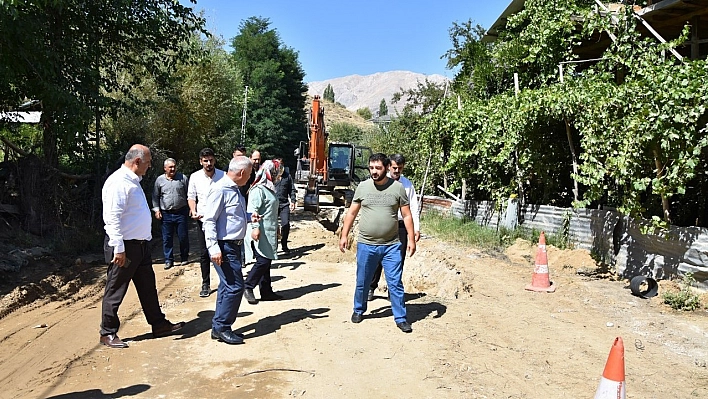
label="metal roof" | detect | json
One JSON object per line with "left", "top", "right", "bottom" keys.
{"left": 0, "top": 111, "right": 41, "bottom": 123}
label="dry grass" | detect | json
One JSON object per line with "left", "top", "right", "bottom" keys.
{"left": 305, "top": 95, "right": 374, "bottom": 130}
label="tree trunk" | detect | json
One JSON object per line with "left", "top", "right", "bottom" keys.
{"left": 41, "top": 112, "right": 59, "bottom": 168}
{"left": 564, "top": 118, "right": 579, "bottom": 202}
{"left": 652, "top": 145, "right": 671, "bottom": 224}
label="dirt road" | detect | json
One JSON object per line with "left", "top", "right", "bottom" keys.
{"left": 0, "top": 211, "right": 706, "bottom": 398}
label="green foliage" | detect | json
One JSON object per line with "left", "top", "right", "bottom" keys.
{"left": 378, "top": 99, "right": 388, "bottom": 116}
{"left": 328, "top": 123, "right": 364, "bottom": 144}
{"left": 323, "top": 84, "right": 335, "bottom": 102}
{"left": 363, "top": 79, "right": 448, "bottom": 197}
{"left": 230, "top": 16, "right": 308, "bottom": 165}
{"left": 356, "top": 107, "right": 372, "bottom": 120}
{"left": 405, "top": 1, "right": 708, "bottom": 226}
{"left": 421, "top": 211, "right": 569, "bottom": 252}
{"left": 104, "top": 35, "right": 243, "bottom": 167}
{"left": 0, "top": 0, "right": 207, "bottom": 167}
{"left": 662, "top": 273, "right": 702, "bottom": 311}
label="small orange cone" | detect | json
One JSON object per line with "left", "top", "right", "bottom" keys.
{"left": 594, "top": 337, "right": 626, "bottom": 399}
{"left": 525, "top": 231, "right": 556, "bottom": 292}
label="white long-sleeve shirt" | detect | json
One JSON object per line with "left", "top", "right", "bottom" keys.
{"left": 397, "top": 175, "right": 420, "bottom": 232}
{"left": 102, "top": 165, "right": 152, "bottom": 253}
{"left": 187, "top": 168, "right": 225, "bottom": 216}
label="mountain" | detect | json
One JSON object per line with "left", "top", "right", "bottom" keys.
{"left": 307, "top": 71, "right": 449, "bottom": 115}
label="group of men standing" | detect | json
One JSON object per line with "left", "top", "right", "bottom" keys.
{"left": 99, "top": 144, "right": 420, "bottom": 349}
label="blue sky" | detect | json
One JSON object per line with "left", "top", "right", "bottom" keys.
{"left": 187, "top": 0, "right": 510, "bottom": 82}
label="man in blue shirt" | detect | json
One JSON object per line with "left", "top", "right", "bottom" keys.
{"left": 202, "top": 156, "right": 253, "bottom": 345}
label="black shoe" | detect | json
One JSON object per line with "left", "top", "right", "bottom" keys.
{"left": 351, "top": 312, "right": 363, "bottom": 323}
{"left": 260, "top": 292, "right": 283, "bottom": 301}
{"left": 153, "top": 320, "right": 186, "bottom": 338}
{"left": 164, "top": 262, "right": 174, "bottom": 270}
{"left": 367, "top": 289, "right": 375, "bottom": 301}
{"left": 244, "top": 288, "right": 258, "bottom": 304}
{"left": 281, "top": 245, "right": 290, "bottom": 253}
{"left": 210, "top": 330, "right": 244, "bottom": 345}
{"left": 396, "top": 321, "right": 413, "bottom": 333}
{"left": 199, "top": 284, "right": 210, "bottom": 298}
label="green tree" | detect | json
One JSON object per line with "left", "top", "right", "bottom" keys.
{"left": 378, "top": 99, "right": 388, "bottom": 117}
{"left": 327, "top": 122, "right": 365, "bottom": 144}
{"left": 0, "top": 0, "right": 207, "bottom": 168}
{"left": 356, "top": 107, "right": 372, "bottom": 120}
{"left": 323, "top": 84, "right": 335, "bottom": 102}
{"left": 230, "top": 16, "right": 307, "bottom": 164}
{"left": 106, "top": 35, "right": 243, "bottom": 165}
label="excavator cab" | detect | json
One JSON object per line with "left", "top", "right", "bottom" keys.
{"left": 295, "top": 141, "right": 371, "bottom": 211}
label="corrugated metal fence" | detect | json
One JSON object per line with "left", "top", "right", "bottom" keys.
{"left": 421, "top": 196, "right": 708, "bottom": 290}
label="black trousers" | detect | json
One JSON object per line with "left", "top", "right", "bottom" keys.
{"left": 369, "top": 223, "right": 408, "bottom": 290}
{"left": 244, "top": 241, "right": 274, "bottom": 294}
{"left": 196, "top": 220, "right": 211, "bottom": 286}
{"left": 278, "top": 203, "right": 291, "bottom": 247}
{"left": 100, "top": 239, "right": 166, "bottom": 336}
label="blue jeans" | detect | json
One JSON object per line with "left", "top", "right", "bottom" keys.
{"left": 354, "top": 242, "right": 406, "bottom": 323}
{"left": 161, "top": 207, "right": 190, "bottom": 263}
{"left": 212, "top": 240, "right": 245, "bottom": 333}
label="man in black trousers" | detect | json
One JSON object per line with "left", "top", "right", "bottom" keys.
{"left": 100, "top": 144, "right": 185, "bottom": 349}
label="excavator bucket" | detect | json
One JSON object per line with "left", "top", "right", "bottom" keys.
{"left": 304, "top": 186, "right": 319, "bottom": 213}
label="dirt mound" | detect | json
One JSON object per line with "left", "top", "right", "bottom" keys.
{"left": 0, "top": 258, "right": 104, "bottom": 320}
{"left": 505, "top": 238, "right": 600, "bottom": 275}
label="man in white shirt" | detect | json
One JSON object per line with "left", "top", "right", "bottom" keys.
{"left": 100, "top": 144, "right": 185, "bottom": 349}
{"left": 202, "top": 156, "right": 253, "bottom": 345}
{"left": 188, "top": 148, "right": 225, "bottom": 298}
{"left": 368, "top": 153, "right": 421, "bottom": 301}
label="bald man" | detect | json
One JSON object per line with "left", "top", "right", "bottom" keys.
{"left": 101, "top": 144, "right": 185, "bottom": 348}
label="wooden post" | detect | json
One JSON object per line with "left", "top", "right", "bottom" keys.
{"left": 418, "top": 151, "right": 432, "bottom": 217}
{"left": 692, "top": 16, "right": 700, "bottom": 60}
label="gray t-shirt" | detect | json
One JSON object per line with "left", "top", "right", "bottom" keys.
{"left": 353, "top": 178, "right": 409, "bottom": 245}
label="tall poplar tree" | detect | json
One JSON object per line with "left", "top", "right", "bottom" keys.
{"left": 323, "top": 84, "right": 335, "bottom": 102}
{"left": 230, "top": 16, "right": 307, "bottom": 164}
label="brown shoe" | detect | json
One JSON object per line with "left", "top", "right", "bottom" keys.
{"left": 152, "top": 320, "right": 186, "bottom": 338}
{"left": 100, "top": 334, "right": 128, "bottom": 348}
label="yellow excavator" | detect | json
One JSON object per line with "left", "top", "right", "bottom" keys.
{"left": 294, "top": 95, "right": 371, "bottom": 212}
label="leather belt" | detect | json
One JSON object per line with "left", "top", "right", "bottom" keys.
{"left": 222, "top": 239, "right": 243, "bottom": 246}
{"left": 125, "top": 239, "right": 149, "bottom": 245}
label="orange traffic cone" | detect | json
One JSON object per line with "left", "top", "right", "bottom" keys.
{"left": 525, "top": 231, "right": 556, "bottom": 292}
{"left": 594, "top": 337, "right": 626, "bottom": 399}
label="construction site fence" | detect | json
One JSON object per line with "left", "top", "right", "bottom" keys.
{"left": 420, "top": 196, "right": 708, "bottom": 291}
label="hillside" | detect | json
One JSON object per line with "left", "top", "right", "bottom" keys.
{"left": 307, "top": 70, "right": 449, "bottom": 115}
{"left": 307, "top": 97, "right": 374, "bottom": 130}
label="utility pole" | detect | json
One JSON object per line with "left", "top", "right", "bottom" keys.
{"left": 240, "top": 86, "right": 248, "bottom": 145}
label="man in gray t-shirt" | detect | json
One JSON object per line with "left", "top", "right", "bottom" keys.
{"left": 339, "top": 153, "right": 416, "bottom": 333}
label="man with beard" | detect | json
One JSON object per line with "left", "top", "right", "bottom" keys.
{"left": 188, "top": 148, "right": 225, "bottom": 297}
{"left": 273, "top": 157, "right": 296, "bottom": 252}
{"left": 338, "top": 153, "right": 416, "bottom": 333}
{"left": 367, "top": 153, "right": 420, "bottom": 300}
